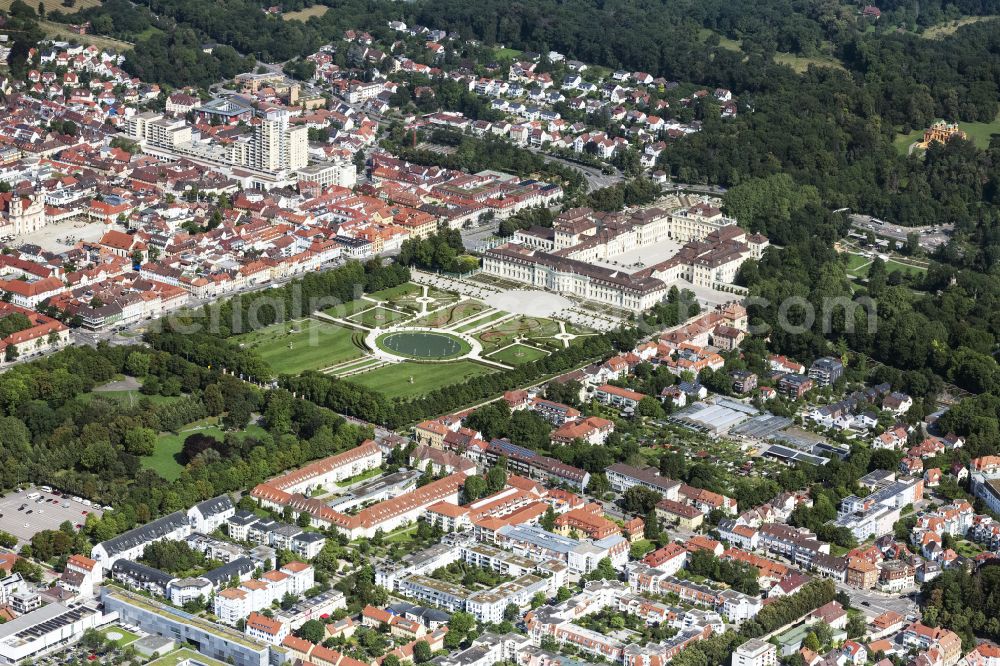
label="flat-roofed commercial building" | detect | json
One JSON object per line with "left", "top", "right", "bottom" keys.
{"left": 100, "top": 587, "right": 279, "bottom": 666}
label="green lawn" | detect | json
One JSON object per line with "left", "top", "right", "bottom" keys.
{"left": 773, "top": 51, "right": 846, "bottom": 73}
{"left": 487, "top": 343, "right": 550, "bottom": 366}
{"left": 493, "top": 46, "right": 523, "bottom": 59}
{"left": 87, "top": 390, "right": 184, "bottom": 407}
{"left": 349, "top": 360, "right": 496, "bottom": 400}
{"left": 348, "top": 306, "right": 410, "bottom": 328}
{"left": 148, "top": 649, "right": 228, "bottom": 666}
{"left": 234, "top": 318, "right": 363, "bottom": 374}
{"left": 453, "top": 311, "right": 508, "bottom": 333}
{"left": 142, "top": 422, "right": 268, "bottom": 480}
{"left": 336, "top": 467, "right": 383, "bottom": 487}
{"left": 843, "top": 253, "right": 872, "bottom": 271}
{"left": 413, "top": 301, "right": 487, "bottom": 328}
{"left": 369, "top": 283, "right": 423, "bottom": 302}
{"left": 885, "top": 259, "right": 927, "bottom": 276}
{"left": 99, "top": 625, "right": 140, "bottom": 647}
{"left": 478, "top": 316, "right": 562, "bottom": 351}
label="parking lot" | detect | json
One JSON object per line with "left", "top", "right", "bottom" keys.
{"left": 0, "top": 486, "right": 104, "bottom": 544}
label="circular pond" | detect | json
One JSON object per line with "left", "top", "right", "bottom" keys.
{"left": 376, "top": 331, "right": 471, "bottom": 359}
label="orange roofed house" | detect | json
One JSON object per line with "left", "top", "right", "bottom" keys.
{"left": 0, "top": 302, "right": 71, "bottom": 361}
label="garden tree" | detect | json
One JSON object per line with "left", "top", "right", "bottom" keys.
{"left": 587, "top": 473, "right": 610, "bottom": 497}
{"left": 413, "top": 641, "right": 432, "bottom": 664}
{"left": 803, "top": 632, "right": 821, "bottom": 652}
{"left": 181, "top": 432, "right": 224, "bottom": 464}
{"left": 623, "top": 486, "right": 663, "bottom": 515}
{"left": 545, "top": 379, "right": 583, "bottom": 407}
{"left": 659, "top": 452, "right": 686, "bottom": 480}
{"left": 646, "top": 287, "right": 701, "bottom": 328}
{"left": 203, "top": 383, "right": 225, "bottom": 415}
{"left": 556, "top": 587, "right": 573, "bottom": 602}
{"left": 531, "top": 592, "right": 547, "bottom": 609}
{"left": 686, "top": 549, "right": 760, "bottom": 596}
{"left": 846, "top": 612, "right": 867, "bottom": 639}
{"left": 505, "top": 410, "right": 553, "bottom": 450}
{"left": 636, "top": 396, "right": 664, "bottom": 419}
{"left": 223, "top": 399, "right": 253, "bottom": 430}
{"left": 541, "top": 506, "right": 556, "bottom": 532}
{"left": 0, "top": 313, "right": 32, "bottom": 338}
{"left": 867, "top": 257, "right": 888, "bottom": 297}
{"left": 0, "top": 532, "right": 15, "bottom": 549}
{"left": 869, "top": 448, "right": 903, "bottom": 473}
{"left": 643, "top": 510, "right": 661, "bottom": 541}
{"left": 585, "top": 557, "right": 618, "bottom": 582}
{"left": 12, "top": 558, "right": 43, "bottom": 582}
{"left": 462, "top": 402, "right": 510, "bottom": 440}
{"left": 463, "top": 475, "right": 488, "bottom": 502}
{"left": 29, "top": 529, "right": 75, "bottom": 561}
{"left": 397, "top": 229, "right": 469, "bottom": 273}
{"left": 264, "top": 389, "right": 296, "bottom": 434}
{"left": 485, "top": 457, "right": 508, "bottom": 494}
{"left": 140, "top": 540, "right": 207, "bottom": 574}
{"left": 123, "top": 426, "right": 157, "bottom": 456}
{"left": 383, "top": 656, "right": 401, "bottom": 666}
{"left": 503, "top": 603, "right": 520, "bottom": 622}
{"left": 297, "top": 619, "right": 326, "bottom": 644}
{"left": 183, "top": 596, "right": 206, "bottom": 613}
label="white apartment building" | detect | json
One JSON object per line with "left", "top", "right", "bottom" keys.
{"left": 733, "top": 639, "right": 777, "bottom": 666}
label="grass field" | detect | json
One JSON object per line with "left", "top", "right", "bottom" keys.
{"left": 348, "top": 306, "right": 410, "bottom": 328}
{"left": 143, "top": 422, "right": 267, "bottom": 480}
{"left": 492, "top": 46, "right": 523, "bottom": 59}
{"left": 921, "top": 15, "right": 999, "bottom": 38}
{"left": 149, "top": 649, "right": 228, "bottom": 666}
{"left": 477, "top": 316, "right": 561, "bottom": 351}
{"left": 99, "top": 625, "right": 140, "bottom": 648}
{"left": 349, "top": 360, "right": 495, "bottom": 400}
{"left": 282, "top": 4, "right": 329, "bottom": 21}
{"left": 39, "top": 19, "right": 134, "bottom": 50}
{"left": 413, "top": 301, "right": 487, "bottom": 328}
{"left": 885, "top": 259, "right": 927, "bottom": 276}
{"left": 843, "top": 253, "right": 871, "bottom": 271}
{"left": 894, "top": 114, "right": 1000, "bottom": 153}
{"left": 487, "top": 343, "right": 549, "bottom": 366}
{"left": 0, "top": 0, "right": 102, "bottom": 12}
{"left": 235, "top": 318, "right": 363, "bottom": 374}
{"left": 369, "top": 283, "right": 423, "bottom": 302}
{"left": 698, "top": 28, "right": 843, "bottom": 71}
{"left": 336, "top": 467, "right": 382, "bottom": 487}
{"left": 773, "top": 51, "right": 846, "bottom": 73}
{"left": 454, "top": 311, "right": 509, "bottom": 333}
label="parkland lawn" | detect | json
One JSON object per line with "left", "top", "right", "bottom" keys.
{"left": 142, "top": 422, "right": 268, "bottom": 480}
{"left": 348, "top": 360, "right": 496, "bottom": 399}
{"left": 487, "top": 343, "right": 549, "bottom": 366}
{"left": 234, "top": 318, "right": 363, "bottom": 374}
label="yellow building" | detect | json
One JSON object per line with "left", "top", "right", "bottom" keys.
{"left": 655, "top": 498, "right": 704, "bottom": 531}
{"left": 920, "top": 121, "right": 967, "bottom": 148}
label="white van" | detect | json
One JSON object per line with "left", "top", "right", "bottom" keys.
{"left": 25, "top": 492, "right": 39, "bottom": 500}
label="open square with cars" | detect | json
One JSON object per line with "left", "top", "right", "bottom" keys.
{"left": 0, "top": 487, "right": 104, "bottom": 545}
